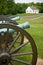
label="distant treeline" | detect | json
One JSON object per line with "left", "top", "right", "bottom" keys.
{"left": 0, "top": 0, "right": 43, "bottom": 15}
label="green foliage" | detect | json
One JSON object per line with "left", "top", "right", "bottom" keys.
{"left": 0, "top": 0, "right": 43, "bottom": 15}
{"left": 39, "top": 3, "right": 43, "bottom": 13}
{"left": 0, "top": 0, "right": 8, "bottom": 14}
{"left": 7, "top": 0, "right": 16, "bottom": 14}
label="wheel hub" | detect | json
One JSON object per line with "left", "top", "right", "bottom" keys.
{"left": 0, "top": 53, "right": 10, "bottom": 65}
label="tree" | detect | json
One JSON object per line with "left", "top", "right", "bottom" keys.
{"left": 0, "top": 0, "right": 16, "bottom": 15}
{"left": 0, "top": 0, "right": 8, "bottom": 14}
{"left": 39, "top": 3, "right": 43, "bottom": 13}
{"left": 7, "top": 0, "right": 16, "bottom": 14}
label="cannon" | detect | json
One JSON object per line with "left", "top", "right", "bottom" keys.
{"left": 0, "top": 15, "right": 37, "bottom": 65}
{"left": 11, "top": 16, "right": 20, "bottom": 21}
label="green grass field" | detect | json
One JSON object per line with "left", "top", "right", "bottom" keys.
{"left": 12, "top": 13, "right": 43, "bottom": 65}
{"left": 16, "top": 13, "right": 43, "bottom": 58}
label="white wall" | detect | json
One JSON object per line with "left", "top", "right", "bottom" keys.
{"left": 26, "top": 7, "right": 32, "bottom": 13}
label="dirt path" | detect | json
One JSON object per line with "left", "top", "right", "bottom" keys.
{"left": 37, "top": 58, "right": 43, "bottom": 65}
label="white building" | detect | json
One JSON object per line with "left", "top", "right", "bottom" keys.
{"left": 26, "top": 7, "right": 39, "bottom": 14}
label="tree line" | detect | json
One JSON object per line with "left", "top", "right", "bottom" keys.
{"left": 0, "top": 0, "right": 43, "bottom": 15}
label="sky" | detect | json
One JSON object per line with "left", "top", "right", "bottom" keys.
{"left": 15, "top": 0, "right": 43, "bottom": 3}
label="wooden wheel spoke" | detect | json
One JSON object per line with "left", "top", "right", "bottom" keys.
{"left": 10, "top": 62, "right": 14, "bottom": 65}
{"left": 11, "top": 52, "right": 33, "bottom": 56}
{"left": 8, "top": 33, "right": 20, "bottom": 52}
{"left": 10, "top": 41, "right": 29, "bottom": 54}
{"left": 11, "top": 58, "right": 31, "bottom": 65}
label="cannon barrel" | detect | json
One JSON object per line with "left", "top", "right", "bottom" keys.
{"left": 11, "top": 16, "right": 20, "bottom": 21}
{"left": 17, "top": 22, "right": 30, "bottom": 29}
{"left": 9, "top": 22, "right": 30, "bottom": 33}
{"left": 0, "top": 22, "right": 30, "bottom": 33}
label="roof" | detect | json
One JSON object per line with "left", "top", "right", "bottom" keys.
{"left": 27, "top": 7, "right": 38, "bottom": 10}
{"left": 30, "top": 7, "right": 38, "bottom": 10}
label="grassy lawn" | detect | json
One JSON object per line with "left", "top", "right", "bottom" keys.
{"left": 12, "top": 13, "right": 43, "bottom": 65}
{"left": 16, "top": 13, "right": 43, "bottom": 58}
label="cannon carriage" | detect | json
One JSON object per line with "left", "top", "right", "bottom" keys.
{"left": 0, "top": 15, "right": 37, "bottom": 65}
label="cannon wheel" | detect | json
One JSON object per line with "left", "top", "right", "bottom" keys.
{"left": 0, "top": 24, "right": 37, "bottom": 65}
{"left": 0, "top": 15, "right": 24, "bottom": 45}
